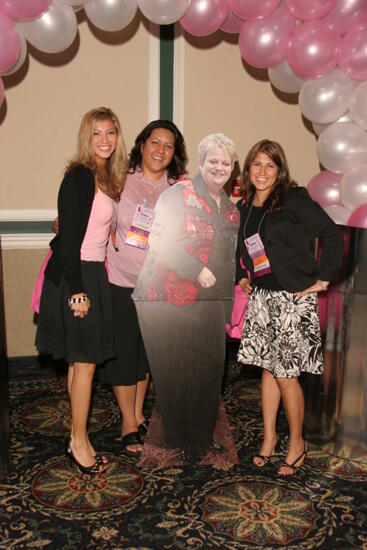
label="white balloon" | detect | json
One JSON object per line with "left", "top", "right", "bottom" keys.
{"left": 324, "top": 205, "right": 352, "bottom": 225}
{"left": 350, "top": 82, "right": 367, "bottom": 131}
{"left": 312, "top": 113, "right": 352, "bottom": 136}
{"left": 340, "top": 163, "right": 367, "bottom": 211}
{"left": 138, "top": 0, "right": 191, "bottom": 25}
{"left": 85, "top": 0, "right": 138, "bottom": 32}
{"left": 299, "top": 68, "right": 358, "bottom": 124}
{"left": 1, "top": 22, "right": 27, "bottom": 76}
{"left": 21, "top": 2, "right": 77, "bottom": 54}
{"left": 317, "top": 122, "right": 367, "bottom": 174}
{"left": 268, "top": 58, "right": 305, "bottom": 94}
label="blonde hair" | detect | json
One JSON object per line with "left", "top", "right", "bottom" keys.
{"left": 66, "top": 107, "right": 128, "bottom": 200}
{"left": 198, "top": 133, "right": 237, "bottom": 165}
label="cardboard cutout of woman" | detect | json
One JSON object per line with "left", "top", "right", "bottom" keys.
{"left": 133, "top": 134, "right": 239, "bottom": 463}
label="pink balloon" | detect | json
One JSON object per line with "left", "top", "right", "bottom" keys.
{"left": 229, "top": 0, "right": 280, "bottom": 21}
{"left": 287, "top": 20, "right": 341, "bottom": 79}
{"left": 348, "top": 203, "right": 367, "bottom": 228}
{"left": 0, "top": 0, "right": 51, "bottom": 21}
{"left": 180, "top": 0, "right": 228, "bottom": 37}
{"left": 239, "top": 7, "right": 296, "bottom": 69}
{"left": 221, "top": 6, "right": 243, "bottom": 33}
{"left": 307, "top": 170, "right": 343, "bottom": 208}
{"left": 284, "top": 0, "right": 336, "bottom": 20}
{"left": 0, "top": 77, "right": 4, "bottom": 109}
{"left": 323, "top": 0, "right": 367, "bottom": 36}
{"left": 340, "top": 23, "right": 367, "bottom": 81}
{"left": 0, "top": 12, "right": 20, "bottom": 73}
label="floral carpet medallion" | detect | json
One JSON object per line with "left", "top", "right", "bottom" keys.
{"left": 201, "top": 481, "right": 319, "bottom": 545}
{"left": 32, "top": 458, "right": 143, "bottom": 512}
{"left": 306, "top": 445, "right": 367, "bottom": 479}
{"left": 10, "top": 377, "right": 120, "bottom": 436}
{"left": 22, "top": 396, "right": 110, "bottom": 435}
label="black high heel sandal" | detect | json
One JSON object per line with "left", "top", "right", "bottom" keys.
{"left": 65, "top": 437, "right": 102, "bottom": 476}
{"left": 278, "top": 443, "right": 308, "bottom": 476}
{"left": 253, "top": 438, "right": 279, "bottom": 468}
{"left": 65, "top": 437, "right": 107, "bottom": 468}
{"left": 138, "top": 420, "right": 149, "bottom": 439}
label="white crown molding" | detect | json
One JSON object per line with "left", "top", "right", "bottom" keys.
{"left": 0, "top": 209, "right": 57, "bottom": 221}
{"left": 0, "top": 233, "right": 52, "bottom": 250}
{"left": 173, "top": 25, "right": 185, "bottom": 133}
{"left": 149, "top": 22, "right": 160, "bottom": 122}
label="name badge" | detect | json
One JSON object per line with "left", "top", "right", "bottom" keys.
{"left": 244, "top": 232, "right": 271, "bottom": 278}
{"left": 125, "top": 203, "right": 154, "bottom": 250}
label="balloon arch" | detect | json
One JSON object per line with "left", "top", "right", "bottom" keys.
{"left": 1, "top": 0, "right": 367, "bottom": 227}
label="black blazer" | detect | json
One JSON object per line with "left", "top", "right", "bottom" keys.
{"left": 45, "top": 165, "right": 95, "bottom": 295}
{"left": 236, "top": 187, "right": 344, "bottom": 292}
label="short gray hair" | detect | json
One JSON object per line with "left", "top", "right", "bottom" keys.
{"left": 198, "top": 133, "right": 237, "bottom": 165}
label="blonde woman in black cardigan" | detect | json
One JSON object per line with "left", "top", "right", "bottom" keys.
{"left": 236, "top": 140, "right": 343, "bottom": 476}
{"left": 36, "top": 107, "right": 127, "bottom": 475}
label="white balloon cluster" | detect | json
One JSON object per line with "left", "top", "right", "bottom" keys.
{"left": 0, "top": 0, "right": 367, "bottom": 227}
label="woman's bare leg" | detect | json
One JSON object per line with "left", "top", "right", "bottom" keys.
{"left": 113, "top": 385, "right": 142, "bottom": 453}
{"left": 69, "top": 362, "right": 97, "bottom": 467}
{"left": 135, "top": 373, "right": 149, "bottom": 426}
{"left": 276, "top": 377, "right": 306, "bottom": 475}
{"left": 67, "top": 363, "right": 99, "bottom": 458}
{"left": 254, "top": 369, "right": 281, "bottom": 466}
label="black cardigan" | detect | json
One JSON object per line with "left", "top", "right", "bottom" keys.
{"left": 45, "top": 164, "right": 95, "bottom": 295}
{"left": 236, "top": 187, "right": 344, "bottom": 292}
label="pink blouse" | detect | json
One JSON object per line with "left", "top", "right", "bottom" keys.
{"left": 81, "top": 189, "right": 114, "bottom": 261}
{"left": 107, "top": 169, "right": 170, "bottom": 288}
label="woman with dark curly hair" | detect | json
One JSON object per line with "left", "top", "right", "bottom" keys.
{"left": 236, "top": 140, "right": 343, "bottom": 476}
{"left": 99, "top": 120, "right": 187, "bottom": 454}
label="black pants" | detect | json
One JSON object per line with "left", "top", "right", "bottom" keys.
{"left": 135, "top": 300, "right": 226, "bottom": 460}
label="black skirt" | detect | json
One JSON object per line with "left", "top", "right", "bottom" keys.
{"left": 36, "top": 261, "right": 114, "bottom": 365}
{"left": 98, "top": 284, "right": 149, "bottom": 386}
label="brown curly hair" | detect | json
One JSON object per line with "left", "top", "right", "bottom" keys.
{"left": 240, "top": 139, "right": 297, "bottom": 212}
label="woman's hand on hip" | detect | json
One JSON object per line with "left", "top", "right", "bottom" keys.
{"left": 198, "top": 266, "right": 216, "bottom": 288}
{"left": 295, "top": 279, "right": 329, "bottom": 298}
{"left": 239, "top": 277, "right": 252, "bottom": 295}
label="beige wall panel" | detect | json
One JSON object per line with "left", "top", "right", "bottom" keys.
{"left": 183, "top": 33, "right": 319, "bottom": 186}
{"left": 2, "top": 248, "right": 47, "bottom": 357}
{"left": 0, "top": 13, "right": 150, "bottom": 210}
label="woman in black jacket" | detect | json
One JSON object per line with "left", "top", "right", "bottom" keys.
{"left": 236, "top": 140, "right": 343, "bottom": 476}
{"left": 36, "top": 107, "right": 127, "bottom": 475}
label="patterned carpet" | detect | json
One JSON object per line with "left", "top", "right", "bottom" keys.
{"left": 1, "top": 347, "right": 367, "bottom": 549}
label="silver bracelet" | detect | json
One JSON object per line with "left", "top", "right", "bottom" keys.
{"left": 68, "top": 294, "right": 88, "bottom": 306}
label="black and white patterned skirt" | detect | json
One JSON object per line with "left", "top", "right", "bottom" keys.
{"left": 237, "top": 287, "right": 323, "bottom": 378}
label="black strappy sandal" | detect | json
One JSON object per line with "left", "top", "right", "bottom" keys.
{"left": 122, "top": 431, "right": 142, "bottom": 455}
{"left": 65, "top": 438, "right": 104, "bottom": 476}
{"left": 278, "top": 443, "right": 308, "bottom": 476}
{"left": 138, "top": 420, "right": 149, "bottom": 438}
{"left": 253, "top": 438, "right": 278, "bottom": 468}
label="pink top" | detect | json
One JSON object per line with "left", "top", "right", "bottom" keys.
{"left": 107, "top": 169, "right": 170, "bottom": 288}
{"left": 81, "top": 189, "right": 114, "bottom": 261}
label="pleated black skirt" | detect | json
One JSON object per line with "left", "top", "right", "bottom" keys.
{"left": 35, "top": 261, "right": 114, "bottom": 365}
{"left": 98, "top": 284, "right": 149, "bottom": 386}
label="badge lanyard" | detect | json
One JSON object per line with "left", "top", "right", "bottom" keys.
{"left": 243, "top": 202, "right": 272, "bottom": 278}
{"left": 111, "top": 199, "right": 155, "bottom": 252}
